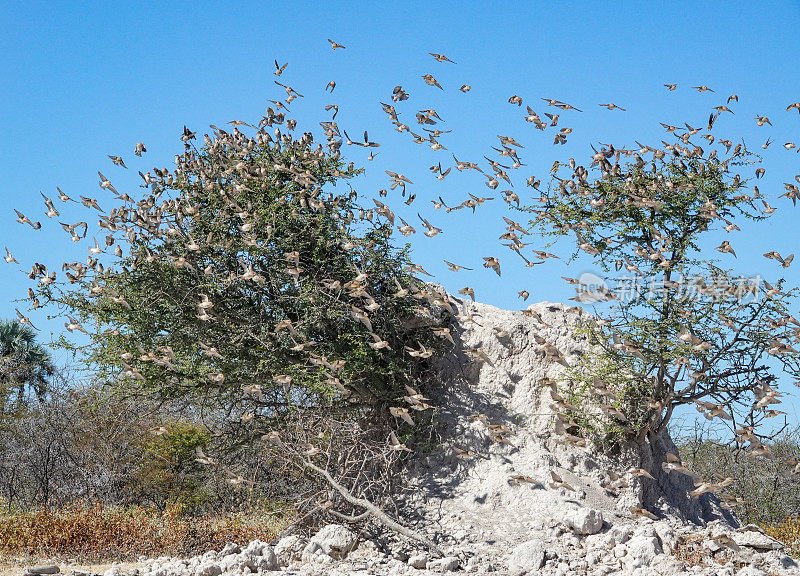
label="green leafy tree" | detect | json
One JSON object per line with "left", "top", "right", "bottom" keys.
{"left": 525, "top": 145, "right": 800, "bottom": 448}
{"left": 0, "top": 319, "right": 54, "bottom": 414}
{"left": 45, "top": 122, "right": 444, "bottom": 440}
{"left": 13, "top": 114, "right": 452, "bottom": 548}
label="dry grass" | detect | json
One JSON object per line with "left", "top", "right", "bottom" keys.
{"left": 762, "top": 516, "right": 800, "bottom": 559}
{"left": 0, "top": 502, "right": 291, "bottom": 564}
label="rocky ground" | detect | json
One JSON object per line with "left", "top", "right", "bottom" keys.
{"left": 11, "top": 300, "right": 800, "bottom": 576}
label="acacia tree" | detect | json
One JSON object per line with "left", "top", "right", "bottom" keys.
{"left": 51, "top": 125, "right": 442, "bottom": 409}
{"left": 35, "top": 119, "right": 449, "bottom": 536}
{"left": 524, "top": 144, "right": 800, "bottom": 450}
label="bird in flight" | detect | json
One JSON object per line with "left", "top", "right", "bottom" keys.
{"left": 107, "top": 155, "right": 127, "bottom": 168}
{"left": 422, "top": 74, "right": 443, "bottom": 89}
{"left": 443, "top": 260, "right": 472, "bottom": 272}
{"left": 764, "top": 251, "right": 794, "bottom": 268}
{"left": 4, "top": 247, "right": 18, "bottom": 264}
{"left": 599, "top": 103, "right": 626, "bottom": 111}
{"left": 483, "top": 257, "right": 501, "bottom": 276}
{"left": 274, "top": 60, "right": 288, "bottom": 76}
{"left": 429, "top": 52, "right": 455, "bottom": 63}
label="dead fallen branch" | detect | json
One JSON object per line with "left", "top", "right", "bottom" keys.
{"left": 302, "top": 459, "right": 444, "bottom": 558}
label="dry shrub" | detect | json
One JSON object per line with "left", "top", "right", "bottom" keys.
{"left": 673, "top": 534, "right": 710, "bottom": 567}
{"left": 762, "top": 516, "right": 800, "bottom": 559}
{"left": 672, "top": 534, "right": 735, "bottom": 568}
{"left": 0, "top": 501, "right": 291, "bottom": 563}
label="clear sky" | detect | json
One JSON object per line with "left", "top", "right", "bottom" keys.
{"left": 2, "top": 1, "right": 800, "bottom": 429}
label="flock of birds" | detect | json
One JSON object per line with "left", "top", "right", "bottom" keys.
{"left": 5, "top": 39, "right": 800, "bottom": 519}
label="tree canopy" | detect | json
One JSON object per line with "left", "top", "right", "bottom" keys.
{"left": 525, "top": 144, "right": 800, "bottom": 447}
{"left": 47, "top": 124, "right": 447, "bottom": 433}
{"left": 0, "top": 319, "right": 54, "bottom": 413}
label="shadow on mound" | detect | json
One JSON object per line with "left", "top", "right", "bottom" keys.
{"left": 632, "top": 430, "right": 740, "bottom": 527}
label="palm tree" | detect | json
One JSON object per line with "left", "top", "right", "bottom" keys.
{"left": 0, "top": 319, "right": 54, "bottom": 412}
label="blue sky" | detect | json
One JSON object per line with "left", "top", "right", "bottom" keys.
{"left": 2, "top": 1, "right": 800, "bottom": 429}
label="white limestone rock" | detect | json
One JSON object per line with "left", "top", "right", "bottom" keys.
{"left": 194, "top": 563, "right": 221, "bottom": 576}
{"left": 301, "top": 540, "right": 324, "bottom": 562}
{"left": 26, "top": 567, "right": 60, "bottom": 575}
{"left": 563, "top": 507, "right": 604, "bottom": 535}
{"left": 506, "top": 540, "right": 546, "bottom": 576}
{"left": 407, "top": 553, "right": 429, "bottom": 569}
{"left": 623, "top": 534, "right": 663, "bottom": 569}
{"left": 219, "top": 542, "right": 241, "bottom": 556}
{"left": 736, "top": 567, "right": 768, "bottom": 576}
{"left": 274, "top": 534, "right": 306, "bottom": 565}
{"left": 428, "top": 556, "right": 460, "bottom": 572}
{"left": 308, "top": 524, "right": 357, "bottom": 559}
{"left": 733, "top": 526, "right": 783, "bottom": 551}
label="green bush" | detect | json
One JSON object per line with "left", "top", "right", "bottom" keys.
{"left": 134, "top": 420, "right": 213, "bottom": 512}
{"left": 555, "top": 325, "right": 653, "bottom": 448}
